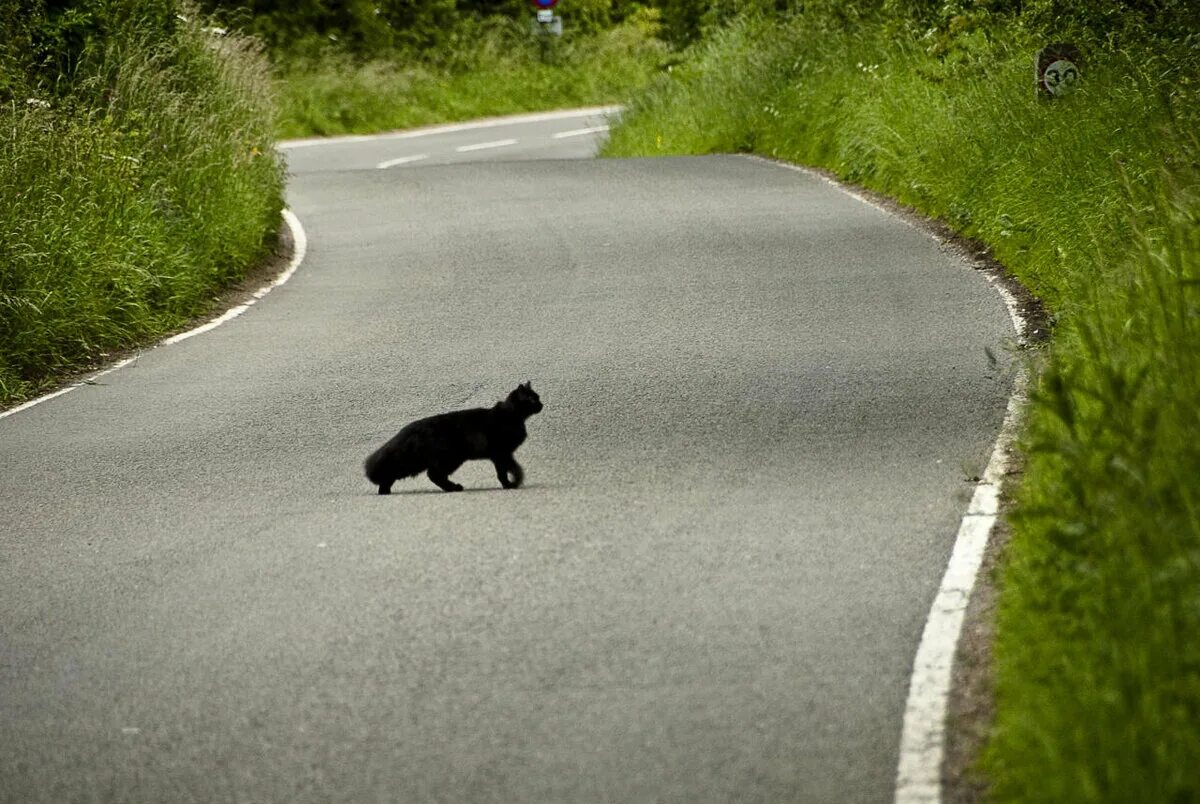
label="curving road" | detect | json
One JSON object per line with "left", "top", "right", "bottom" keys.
{"left": 0, "top": 108, "right": 1014, "bottom": 802}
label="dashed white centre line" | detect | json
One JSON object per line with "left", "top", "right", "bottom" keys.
{"left": 376, "top": 154, "right": 428, "bottom": 169}
{"left": 552, "top": 125, "right": 610, "bottom": 139}
{"left": 279, "top": 106, "right": 622, "bottom": 149}
{"left": 455, "top": 138, "right": 518, "bottom": 153}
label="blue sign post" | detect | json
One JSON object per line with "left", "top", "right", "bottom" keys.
{"left": 531, "top": 0, "right": 562, "bottom": 35}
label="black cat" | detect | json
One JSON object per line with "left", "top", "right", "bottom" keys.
{"left": 364, "top": 382, "right": 543, "bottom": 494}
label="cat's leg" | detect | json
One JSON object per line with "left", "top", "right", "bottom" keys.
{"left": 427, "top": 460, "right": 464, "bottom": 492}
{"left": 493, "top": 455, "right": 524, "bottom": 489}
{"left": 427, "top": 471, "right": 463, "bottom": 492}
{"left": 377, "top": 480, "right": 393, "bottom": 495}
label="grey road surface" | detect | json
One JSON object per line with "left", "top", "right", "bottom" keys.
{"left": 0, "top": 111, "right": 1015, "bottom": 802}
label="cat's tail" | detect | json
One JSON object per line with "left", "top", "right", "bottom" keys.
{"left": 364, "top": 427, "right": 426, "bottom": 487}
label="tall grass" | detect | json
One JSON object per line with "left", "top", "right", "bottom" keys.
{"left": 990, "top": 177, "right": 1200, "bottom": 802}
{"left": 0, "top": 15, "right": 285, "bottom": 404}
{"left": 274, "top": 11, "right": 668, "bottom": 138}
{"left": 605, "top": 11, "right": 1200, "bottom": 801}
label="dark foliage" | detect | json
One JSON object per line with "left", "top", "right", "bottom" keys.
{"left": 1, "top": 0, "right": 180, "bottom": 97}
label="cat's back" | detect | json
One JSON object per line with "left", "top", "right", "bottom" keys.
{"left": 394, "top": 405, "right": 490, "bottom": 447}
{"left": 417, "top": 405, "right": 492, "bottom": 430}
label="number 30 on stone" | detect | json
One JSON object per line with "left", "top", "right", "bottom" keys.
{"left": 1036, "top": 43, "right": 1081, "bottom": 98}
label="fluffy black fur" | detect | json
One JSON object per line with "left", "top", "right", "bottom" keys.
{"left": 364, "top": 382, "right": 543, "bottom": 494}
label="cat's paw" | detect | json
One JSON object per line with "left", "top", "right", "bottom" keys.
{"left": 445, "top": 483, "right": 464, "bottom": 492}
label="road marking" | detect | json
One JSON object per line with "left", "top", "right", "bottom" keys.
{"left": 744, "top": 154, "right": 1032, "bottom": 804}
{"left": 0, "top": 209, "right": 308, "bottom": 421}
{"left": 279, "top": 106, "right": 622, "bottom": 149}
{"left": 162, "top": 209, "right": 307, "bottom": 344}
{"left": 552, "top": 125, "right": 610, "bottom": 139}
{"left": 455, "top": 139, "right": 517, "bottom": 153}
{"left": 893, "top": 384, "right": 1024, "bottom": 804}
{"left": 376, "top": 154, "right": 428, "bottom": 169}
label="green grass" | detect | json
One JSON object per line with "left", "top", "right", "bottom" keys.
{"left": 0, "top": 16, "right": 285, "bottom": 405}
{"left": 992, "top": 181, "right": 1200, "bottom": 802}
{"left": 273, "top": 11, "right": 669, "bottom": 138}
{"left": 605, "top": 12, "right": 1200, "bottom": 801}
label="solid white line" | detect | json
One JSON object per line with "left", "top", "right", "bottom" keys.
{"left": 0, "top": 385, "right": 85, "bottom": 420}
{"left": 162, "top": 208, "right": 307, "bottom": 345}
{"left": 279, "top": 106, "right": 622, "bottom": 150}
{"left": 376, "top": 154, "right": 428, "bottom": 169}
{"left": 552, "top": 125, "right": 610, "bottom": 139}
{"left": 743, "top": 154, "right": 1031, "bottom": 804}
{"left": 455, "top": 138, "right": 517, "bottom": 153}
{"left": 0, "top": 209, "right": 308, "bottom": 421}
{"left": 893, "top": 386, "right": 1024, "bottom": 804}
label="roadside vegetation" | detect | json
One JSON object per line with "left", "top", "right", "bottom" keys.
{"left": 270, "top": 13, "right": 665, "bottom": 138}
{"left": 0, "top": 0, "right": 285, "bottom": 404}
{"left": 604, "top": 1, "right": 1199, "bottom": 800}
{"left": 193, "top": 0, "right": 669, "bottom": 138}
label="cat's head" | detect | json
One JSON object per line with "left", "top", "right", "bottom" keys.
{"left": 507, "top": 382, "right": 543, "bottom": 416}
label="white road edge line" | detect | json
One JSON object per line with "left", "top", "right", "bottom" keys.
{"left": 455, "top": 138, "right": 518, "bottom": 153}
{"left": 278, "top": 106, "right": 623, "bottom": 150}
{"left": 376, "top": 154, "right": 428, "bottom": 169}
{"left": 893, "top": 380, "right": 1025, "bottom": 804}
{"left": 552, "top": 125, "right": 610, "bottom": 139}
{"left": 0, "top": 209, "right": 308, "bottom": 422}
{"left": 743, "top": 154, "right": 1031, "bottom": 804}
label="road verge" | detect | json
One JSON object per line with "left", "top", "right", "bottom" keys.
{"left": 0, "top": 211, "right": 305, "bottom": 421}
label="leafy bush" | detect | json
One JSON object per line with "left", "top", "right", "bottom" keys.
{"left": 195, "top": 0, "right": 652, "bottom": 58}
{"left": 2, "top": 0, "right": 182, "bottom": 97}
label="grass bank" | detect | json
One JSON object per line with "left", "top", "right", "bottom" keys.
{"left": 0, "top": 10, "right": 285, "bottom": 406}
{"left": 605, "top": 11, "right": 1200, "bottom": 801}
{"left": 274, "top": 11, "right": 668, "bottom": 138}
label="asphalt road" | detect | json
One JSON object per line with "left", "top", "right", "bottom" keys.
{"left": 0, "top": 110, "right": 1015, "bottom": 802}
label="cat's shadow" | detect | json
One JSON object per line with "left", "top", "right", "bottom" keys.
{"left": 371, "top": 482, "right": 551, "bottom": 497}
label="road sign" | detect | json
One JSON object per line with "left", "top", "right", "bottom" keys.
{"left": 531, "top": 0, "right": 558, "bottom": 8}
{"left": 1036, "top": 43, "right": 1081, "bottom": 98}
{"left": 531, "top": 9, "right": 562, "bottom": 36}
